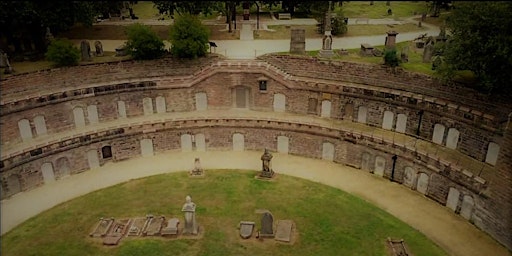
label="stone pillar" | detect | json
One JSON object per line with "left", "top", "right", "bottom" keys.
{"left": 385, "top": 30, "right": 399, "bottom": 49}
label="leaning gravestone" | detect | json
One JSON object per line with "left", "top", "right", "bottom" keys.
{"left": 290, "top": 28, "right": 306, "bottom": 55}
{"left": 81, "top": 40, "right": 92, "bottom": 61}
{"left": 422, "top": 42, "right": 435, "bottom": 63}
{"left": 94, "top": 41, "right": 104, "bottom": 56}
{"left": 259, "top": 211, "right": 275, "bottom": 238}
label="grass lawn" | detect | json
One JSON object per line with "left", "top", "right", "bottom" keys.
{"left": 340, "top": 1, "right": 429, "bottom": 19}
{"left": 1, "top": 170, "right": 446, "bottom": 256}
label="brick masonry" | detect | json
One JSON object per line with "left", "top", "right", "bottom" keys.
{"left": 1, "top": 55, "right": 511, "bottom": 250}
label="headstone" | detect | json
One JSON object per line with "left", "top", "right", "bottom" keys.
{"left": 81, "top": 40, "right": 92, "bottom": 61}
{"left": 382, "top": 110, "right": 394, "bottom": 130}
{"left": 275, "top": 220, "right": 293, "bottom": 242}
{"left": 87, "top": 105, "right": 99, "bottom": 124}
{"left": 140, "top": 138, "right": 154, "bottom": 157}
{"left": 361, "top": 153, "right": 371, "bottom": 171}
{"left": 233, "top": 133, "right": 245, "bottom": 151}
{"left": 161, "top": 218, "right": 180, "bottom": 236}
{"left": 446, "top": 128, "right": 460, "bottom": 150}
{"left": 320, "top": 100, "right": 331, "bottom": 118}
{"left": 322, "top": 142, "right": 335, "bottom": 161}
{"left": 357, "top": 106, "right": 368, "bottom": 124}
{"left": 143, "top": 97, "right": 154, "bottom": 115}
{"left": 422, "top": 42, "right": 435, "bottom": 63}
{"left": 460, "top": 195, "right": 474, "bottom": 220}
{"left": 395, "top": 114, "right": 407, "bottom": 133}
{"left": 45, "top": 27, "right": 54, "bottom": 45}
{"left": 374, "top": 156, "right": 386, "bottom": 176}
{"left": 360, "top": 44, "right": 374, "bottom": 57}
{"left": 41, "top": 162, "right": 56, "bottom": 183}
{"left": 446, "top": 187, "right": 460, "bottom": 212}
{"left": 239, "top": 221, "right": 255, "bottom": 239}
{"left": 117, "top": 101, "right": 127, "bottom": 118}
{"left": 195, "top": 92, "right": 207, "bottom": 111}
{"left": 403, "top": 167, "right": 415, "bottom": 188}
{"left": 385, "top": 31, "right": 399, "bottom": 49}
{"left": 87, "top": 150, "right": 100, "bottom": 169}
{"left": 416, "top": 173, "right": 429, "bottom": 195}
{"left": 90, "top": 217, "right": 114, "bottom": 237}
{"left": 485, "top": 142, "right": 500, "bottom": 166}
{"left": 318, "top": 8, "right": 334, "bottom": 58}
{"left": 182, "top": 195, "right": 199, "bottom": 235}
{"left": 18, "top": 119, "right": 33, "bottom": 141}
{"left": 289, "top": 29, "right": 306, "bottom": 55}
{"left": 94, "top": 41, "right": 104, "bottom": 56}
{"left": 195, "top": 133, "right": 206, "bottom": 152}
{"left": 400, "top": 46, "right": 409, "bottom": 62}
{"left": 273, "top": 93, "right": 286, "bottom": 112}
{"left": 115, "top": 45, "right": 128, "bottom": 56}
{"left": 259, "top": 148, "right": 275, "bottom": 178}
{"left": 34, "top": 115, "right": 48, "bottom": 135}
{"left": 277, "top": 136, "right": 289, "bottom": 154}
{"left": 190, "top": 157, "right": 204, "bottom": 176}
{"left": 259, "top": 211, "right": 274, "bottom": 238}
{"left": 432, "top": 123, "right": 445, "bottom": 144}
{"left": 0, "top": 50, "right": 8, "bottom": 67}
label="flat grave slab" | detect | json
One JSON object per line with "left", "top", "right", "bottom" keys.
{"left": 275, "top": 220, "right": 293, "bottom": 242}
{"left": 127, "top": 217, "right": 146, "bottom": 236}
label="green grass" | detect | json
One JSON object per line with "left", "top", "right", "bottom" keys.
{"left": 131, "top": 1, "right": 167, "bottom": 19}
{"left": 1, "top": 170, "right": 447, "bottom": 256}
{"left": 341, "top": 1, "right": 429, "bottom": 19}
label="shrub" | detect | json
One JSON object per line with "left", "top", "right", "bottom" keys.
{"left": 169, "top": 14, "right": 209, "bottom": 59}
{"left": 383, "top": 48, "right": 400, "bottom": 67}
{"left": 45, "top": 39, "right": 80, "bottom": 67}
{"left": 125, "top": 23, "right": 165, "bottom": 60}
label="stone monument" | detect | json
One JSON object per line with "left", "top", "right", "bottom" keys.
{"left": 422, "top": 42, "right": 435, "bottom": 63}
{"left": 259, "top": 148, "right": 275, "bottom": 178}
{"left": 190, "top": 157, "right": 204, "bottom": 176}
{"left": 0, "top": 50, "right": 14, "bottom": 74}
{"left": 385, "top": 31, "right": 399, "bottom": 49}
{"left": 94, "top": 41, "right": 104, "bottom": 57}
{"left": 318, "top": 1, "right": 334, "bottom": 58}
{"left": 289, "top": 28, "right": 306, "bottom": 55}
{"left": 258, "top": 211, "right": 275, "bottom": 238}
{"left": 182, "top": 195, "right": 199, "bottom": 235}
{"left": 81, "top": 40, "right": 92, "bottom": 61}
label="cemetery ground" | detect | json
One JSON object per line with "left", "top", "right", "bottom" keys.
{"left": 1, "top": 170, "right": 447, "bottom": 256}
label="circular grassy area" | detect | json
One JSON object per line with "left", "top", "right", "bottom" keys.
{"left": 1, "top": 170, "right": 446, "bottom": 256}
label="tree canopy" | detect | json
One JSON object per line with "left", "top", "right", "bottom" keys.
{"left": 169, "top": 14, "right": 209, "bottom": 59}
{"left": 125, "top": 23, "right": 165, "bottom": 60}
{"left": 439, "top": 1, "right": 512, "bottom": 94}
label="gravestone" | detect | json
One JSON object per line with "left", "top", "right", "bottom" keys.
{"left": 320, "top": 100, "right": 331, "bottom": 117}
{"left": 400, "top": 46, "right": 409, "bottom": 62}
{"left": 374, "top": 156, "right": 386, "bottom": 176}
{"left": 140, "top": 138, "right": 154, "bottom": 157}
{"left": 259, "top": 211, "right": 274, "bottom": 238}
{"left": 395, "top": 114, "right": 407, "bottom": 133}
{"left": 94, "top": 41, "right": 104, "bottom": 56}
{"left": 87, "top": 105, "right": 99, "bottom": 124}
{"left": 403, "top": 167, "right": 415, "bottom": 188}
{"left": 318, "top": 9, "right": 334, "bottom": 58}
{"left": 446, "top": 128, "right": 460, "bottom": 150}
{"left": 182, "top": 195, "right": 199, "bottom": 235}
{"left": 290, "top": 29, "right": 306, "bottom": 55}
{"left": 73, "top": 107, "right": 86, "bottom": 127}
{"left": 161, "top": 218, "right": 180, "bottom": 236}
{"left": 416, "top": 173, "right": 429, "bottom": 194}
{"left": 45, "top": 27, "right": 54, "bottom": 43}
{"left": 385, "top": 31, "right": 399, "bottom": 49}
{"left": 361, "top": 153, "right": 371, "bottom": 171}
{"left": 115, "top": 45, "right": 128, "bottom": 56}
{"left": 143, "top": 215, "right": 165, "bottom": 236}
{"left": 485, "top": 142, "right": 500, "bottom": 165}
{"left": 422, "top": 42, "right": 435, "bottom": 63}
{"left": 259, "top": 148, "right": 275, "bottom": 178}
{"left": 357, "top": 106, "right": 368, "bottom": 124}
{"left": 446, "top": 187, "right": 460, "bottom": 212}
{"left": 90, "top": 217, "right": 114, "bottom": 237}
{"left": 322, "top": 142, "right": 334, "bottom": 161}
{"left": 155, "top": 96, "right": 166, "bottom": 113}
{"left": 190, "top": 157, "right": 204, "bottom": 176}
{"left": 117, "top": 101, "right": 127, "bottom": 118}
{"left": 87, "top": 150, "right": 100, "bottom": 169}
{"left": 460, "top": 195, "right": 474, "bottom": 220}
{"left": 18, "top": 119, "right": 33, "bottom": 141}
{"left": 360, "top": 44, "right": 374, "bottom": 56}
{"left": 195, "top": 92, "right": 207, "bottom": 111}
{"left": 239, "top": 221, "right": 255, "bottom": 239}
{"left": 41, "top": 162, "right": 56, "bottom": 183}
{"left": 233, "top": 133, "right": 245, "bottom": 151}
{"left": 181, "top": 134, "right": 193, "bottom": 152}
{"left": 128, "top": 217, "right": 146, "bottom": 236}
{"left": 195, "top": 133, "right": 206, "bottom": 152}
{"left": 81, "top": 40, "right": 92, "bottom": 61}
{"left": 34, "top": 115, "right": 48, "bottom": 135}
{"left": 382, "top": 111, "right": 394, "bottom": 130}
{"left": 0, "top": 50, "right": 8, "bottom": 67}
{"left": 142, "top": 97, "right": 153, "bottom": 115}
{"left": 277, "top": 136, "right": 289, "bottom": 154}
{"left": 432, "top": 123, "right": 445, "bottom": 145}
{"left": 273, "top": 93, "right": 286, "bottom": 112}
{"left": 275, "top": 220, "right": 293, "bottom": 242}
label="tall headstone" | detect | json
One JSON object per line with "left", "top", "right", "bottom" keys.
{"left": 423, "top": 42, "right": 435, "bottom": 63}
{"left": 182, "top": 195, "right": 199, "bottom": 235}
{"left": 81, "top": 40, "right": 92, "bottom": 61}
{"left": 385, "top": 30, "right": 399, "bottom": 49}
{"left": 318, "top": 1, "right": 334, "bottom": 58}
{"left": 94, "top": 41, "right": 104, "bottom": 56}
{"left": 259, "top": 148, "right": 275, "bottom": 178}
{"left": 400, "top": 46, "right": 409, "bottom": 62}
{"left": 259, "top": 211, "right": 274, "bottom": 238}
{"left": 289, "top": 28, "right": 306, "bottom": 54}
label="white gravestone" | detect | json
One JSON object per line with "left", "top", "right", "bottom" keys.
{"left": 41, "top": 162, "right": 56, "bottom": 183}
{"left": 143, "top": 97, "right": 154, "bottom": 115}
{"left": 156, "top": 96, "right": 166, "bottom": 113}
{"left": 195, "top": 133, "right": 206, "bottom": 152}
{"left": 277, "top": 136, "right": 289, "bottom": 154}
{"left": 34, "top": 115, "right": 48, "bottom": 135}
{"left": 117, "top": 101, "right": 127, "bottom": 118}
{"left": 73, "top": 107, "right": 86, "bottom": 128}
{"left": 87, "top": 105, "right": 99, "bottom": 124}
{"left": 432, "top": 124, "right": 445, "bottom": 145}
{"left": 181, "top": 134, "right": 193, "bottom": 152}
{"left": 87, "top": 150, "right": 100, "bottom": 169}
{"left": 273, "top": 94, "right": 286, "bottom": 112}
{"left": 446, "top": 187, "right": 460, "bottom": 212}
{"left": 382, "top": 111, "right": 394, "bottom": 130}
{"left": 395, "top": 114, "right": 407, "bottom": 133}
{"left": 233, "top": 133, "right": 245, "bottom": 151}
{"left": 484, "top": 142, "right": 499, "bottom": 166}
{"left": 403, "top": 166, "right": 415, "bottom": 188}
{"left": 446, "top": 128, "right": 460, "bottom": 150}
{"left": 460, "top": 195, "right": 474, "bottom": 220}
{"left": 361, "top": 152, "right": 371, "bottom": 171}
{"left": 18, "top": 119, "right": 33, "bottom": 141}
{"left": 322, "top": 142, "right": 334, "bottom": 161}
{"left": 357, "top": 106, "right": 368, "bottom": 124}
{"left": 195, "top": 92, "right": 207, "bottom": 111}
{"left": 416, "top": 173, "right": 429, "bottom": 195}
{"left": 321, "top": 100, "right": 332, "bottom": 118}
{"left": 140, "top": 138, "right": 154, "bottom": 157}
{"left": 374, "top": 156, "right": 386, "bottom": 176}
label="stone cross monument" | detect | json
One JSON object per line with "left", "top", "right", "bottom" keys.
{"left": 319, "top": 1, "right": 334, "bottom": 58}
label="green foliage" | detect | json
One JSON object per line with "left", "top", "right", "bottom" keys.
{"left": 44, "top": 39, "right": 80, "bottom": 67}
{"left": 440, "top": 1, "right": 512, "bottom": 94}
{"left": 169, "top": 14, "right": 209, "bottom": 59}
{"left": 153, "top": 1, "right": 222, "bottom": 15}
{"left": 125, "top": 23, "right": 165, "bottom": 60}
{"left": 383, "top": 48, "right": 400, "bottom": 67}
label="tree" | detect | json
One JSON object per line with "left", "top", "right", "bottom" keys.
{"left": 439, "top": 1, "right": 512, "bottom": 94}
{"left": 125, "top": 23, "right": 165, "bottom": 60}
{"left": 169, "top": 14, "right": 209, "bottom": 59}
{"left": 45, "top": 39, "right": 80, "bottom": 67}
{"left": 383, "top": 48, "right": 400, "bottom": 67}
{"left": 153, "top": 1, "right": 222, "bottom": 16}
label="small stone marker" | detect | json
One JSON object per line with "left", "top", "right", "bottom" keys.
{"left": 143, "top": 215, "right": 165, "bottom": 236}
{"left": 94, "top": 41, "right": 104, "bottom": 56}
{"left": 422, "top": 42, "right": 435, "bottom": 63}
{"left": 275, "top": 220, "right": 294, "bottom": 242}
{"left": 103, "top": 218, "right": 131, "bottom": 245}
{"left": 90, "top": 217, "right": 114, "bottom": 237}
{"left": 161, "top": 218, "right": 180, "bottom": 236}
{"left": 239, "top": 221, "right": 255, "bottom": 239}
{"left": 259, "top": 211, "right": 275, "bottom": 238}
{"left": 127, "top": 217, "right": 146, "bottom": 236}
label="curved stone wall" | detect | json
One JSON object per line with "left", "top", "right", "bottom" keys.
{"left": 1, "top": 55, "right": 510, "bottom": 250}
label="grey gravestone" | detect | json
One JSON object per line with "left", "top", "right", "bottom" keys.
{"left": 182, "top": 195, "right": 199, "bottom": 235}
{"left": 195, "top": 133, "right": 206, "bottom": 152}
{"left": 395, "top": 114, "right": 407, "bottom": 133}
{"left": 233, "top": 133, "right": 245, "bottom": 151}
{"left": 416, "top": 173, "right": 429, "bottom": 195}
{"left": 41, "top": 162, "right": 56, "bottom": 183}
{"left": 360, "top": 44, "right": 374, "bottom": 57}
{"left": 156, "top": 96, "right": 166, "bottom": 113}
{"left": 87, "top": 150, "right": 100, "bottom": 169}
{"left": 322, "top": 142, "right": 334, "bottom": 161}
{"left": 87, "top": 105, "right": 99, "bottom": 124}
{"left": 432, "top": 123, "right": 445, "bottom": 145}
{"left": 320, "top": 100, "right": 331, "bottom": 117}
{"left": 190, "top": 157, "right": 204, "bottom": 176}
{"left": 485, "top": 142, "right": 499, "bottom": 166}
{"left": 403, "top": 167, "right": 415, "bottom": 188}
{"left": 446, "top": 128, "right": 460, "bottom": 150}
{"left": 161, "top": 218, "right": 180, "bottom": 236}
{"left": 385, "top": 31, "right": 399, "bottom": 49}
{"left": 382, "top": 110, "right": 394, "bottom": 130}
{"left": 357, "top": 106, "right": 368, "bottom": 124}
{"left": 260, "top": 148, "right": 275, "bottom": 178}
{"left": 422, "top": 42, "right": 435, "bottom": 63}
{"left": 273, "top": 93, "right": 286, "bottom": 112}
{"left": 400, "top": 46, "right": 409, "bottom": 62}
{"left": 460, "top": 195, "right": 474, "bottom": 220}
{"left": 34, "top": 115, "right": 47, "bottom": 135}
{"left": 94, "top": 41, "right": 104, "bottom": 56}
{"left": 115, "top": 45, "right": 128, "bottom": 56}
{"left": 239, "top": 221, "right": 255, "bottom": 239}
{"left": 446, "top": 187, "right": 460, "bottom": 212}
{"left": 289, "top": 28, "right": 306, "bottom": 54}
{"left": 140, "top": 138, "right": 154, "bottom": 157}
{"left": 361, "top": 153, "right": 371, "bottom": 171}
{"left": 275, "top": 220, "right": 293, "bottom": 242}
{"left": 143, "top": 97, "right": 154, "bottom": 115}
{"left": 117, "top": 101, "right": 127, "bottom": 118}
{"left": 81, "top": 40, "right": 92, "bottom": 61}
{"left": 18, "top": 119, "right": 33, "bottom": 141}
{"left": 195, "top": 92, "right": 207, "bottom": 111}
{"left": 277, "top": 136, "right": 289, "bottom": 154}
{"left": 259, "top": 211, "right": 274, "bottom": 238}
{"left": 374, "top": 156, "right": 386, "bottom": 176}
{"left": 90, "top": 217, "right": 114, "bottom": 237}
{"left": 318, "top": 9, "right": 334, "bottom": 58}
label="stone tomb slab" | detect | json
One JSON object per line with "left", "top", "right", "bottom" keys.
{"left": 90, "top": 217, "right": 114, "bottom": 237}
{"left": 127, "top": 217, "right": 146, "bottom": 236}
{"left": 103, "top": 218, "right": 131, "bottom": 245}
{"left": 161, "top": 218, "right": 180, "bottom": 236}
{"left": 274, "top": 220, "right": 294, "bottom": 242}
{"left": 143, "top": 215, "right": 165, "bottom": 236}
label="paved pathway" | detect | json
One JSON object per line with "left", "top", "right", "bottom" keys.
{"left": 1, "top": 150, "right": 509, "bottom": 256}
